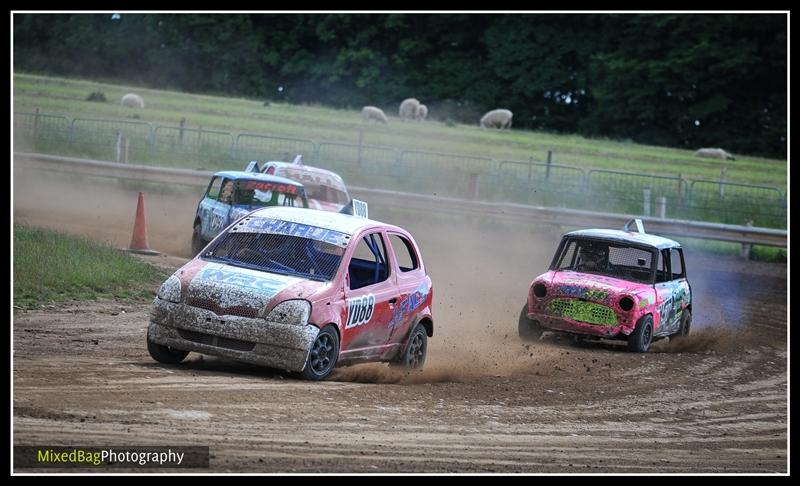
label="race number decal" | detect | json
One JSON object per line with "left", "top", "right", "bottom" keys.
{"left": 345, "top": 295, "right": 375, "bottom": 329}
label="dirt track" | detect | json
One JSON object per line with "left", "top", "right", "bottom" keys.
{"left": 13, "top": 164, "right": 788, "bottom": 473}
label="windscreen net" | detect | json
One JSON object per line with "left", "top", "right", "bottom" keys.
{"left": 554, "top": 238, "right": 655, "bottom": 283}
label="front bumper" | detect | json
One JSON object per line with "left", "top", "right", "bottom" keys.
{"left": 149, "top": 299, "right": 319, "bottom": 372}
{"left": 529, "top": 312, "right": 634, "bottom": 339}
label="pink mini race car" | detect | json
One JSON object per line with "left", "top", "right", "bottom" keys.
{"left": 149, "top": 206, "right": 432, "bottom": 380}
{"left": 519, "top": 220, "right": 691, "bottom": 352}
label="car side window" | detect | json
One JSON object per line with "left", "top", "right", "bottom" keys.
{"left": 671, "top": 248, "right": 685, "bottom": 280}
{"left": 655, "top": 249, "right": 671, "bottom": 283}
{"left": 219, "top": 179, "right": 234, "bottom": 204}
{"left": 348, "top": 232, "right": 389, "bottom": 290}
{"left": 388, "top": 233, "right": 419, "bottom": 272}
{"left": 206, "top": 177, "right": 223, "bottom": 200}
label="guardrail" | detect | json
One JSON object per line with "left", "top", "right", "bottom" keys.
{"left": 13, "top": 152, "right": 787, "bottom": 249}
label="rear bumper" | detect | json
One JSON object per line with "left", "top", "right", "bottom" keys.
{"left": 149, "top": 299, "right": 319, "bottom": 372}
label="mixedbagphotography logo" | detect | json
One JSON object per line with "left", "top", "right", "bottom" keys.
{"left": 14, "top": 446, "right": 210, "bottom": 469}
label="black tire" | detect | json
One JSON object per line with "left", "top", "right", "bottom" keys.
{"left": 301, "top": 326, "right": 340, "bottom": 381}
{"left": 191, "top": 222, "right": 206, "bottom": 257}
{"left": 397, "top": 324, "right": 428, "bottom": 371}
{"left": 672, "top": 310, "right": 691, "bottom": 339}
{"left": 627, "top": 315, "right": 654, "bottom": 353}
{"left": 147, "top": 335, "right": 189, "bottom": 364}
{"left": 518, "top": 304, "right": 543, "bottom": 341}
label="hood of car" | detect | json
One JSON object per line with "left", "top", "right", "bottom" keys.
{"left": 544, "top": 270, "right": 650, "bottom": 302}
{"left": 182, "top": 261, "right": 328, "bottom": 316}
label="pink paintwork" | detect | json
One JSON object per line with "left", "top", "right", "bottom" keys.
{"left": 149, "top": 207, "right": 433, "bottom": 379}
{"left": 521, "top": 229, "right": 692, "bottom": 351}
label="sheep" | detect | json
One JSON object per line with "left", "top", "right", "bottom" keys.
{"left": 695, "top": 147, "right": 735, "bottom": 160}
{"left": 361, "top": 106, "right": 389, "bottom": 124}
{"left": 121, "top": 93, "right": 145, "bottom": 109}
{"left": 415, "top": 104, "right": 428, "bottom": 121}
{"left": 399, "top": 98, "right": 420, "bottom": 121}
{"left": 480, "top": 109, "right": 513, "bottom": 129}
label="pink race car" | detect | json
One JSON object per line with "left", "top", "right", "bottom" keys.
{"left": 258, "top": 156, "right": 351, "bottom": 212}
{"left": 149, "top": 205, "right": 432, "bottom": 380}
{"left": 519, "top": 220, "right": 691, "bottom": 352}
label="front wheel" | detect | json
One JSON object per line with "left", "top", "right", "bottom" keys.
{"left": 147, "top": 335, "right": 189, "bottom": 364}
{"left": 191, "top": 223, "right": 206, "bottom": 257}
{"left": 396, "top": 324, "right": 428, "bottom": 371}
{"left": 518, "top": 304, "right": 543, "bottom": 341}
{"left": 627, "top": 315, "right": 654, "bottom": 353}
{"left": 301, "top": 326, "right": 340, "bottom": 381}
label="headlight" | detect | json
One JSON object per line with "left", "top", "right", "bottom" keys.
{"left": 266, "top": 300, "right": 311, "bottom": 326}
{"left": 157, "top": 276, "right": 182, "bottom": 303}
{"left": 619, "top": 296, "right": 635, "bottom": 312}
{"left": 532, "top": 283, "right": 547, "bottom": 298}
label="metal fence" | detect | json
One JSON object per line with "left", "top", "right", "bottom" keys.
{"left": 12, "top": 111, "right": 788, "bottom": 229}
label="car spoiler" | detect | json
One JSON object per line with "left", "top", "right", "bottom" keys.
{"left": 623, "top": 218, "right": 645, "bottom": 234}
{"left": 340, "top": 199, "right": 369, "bottom": 218}
{"left": 245, "top": 160, "right": 261, "bottom": 173}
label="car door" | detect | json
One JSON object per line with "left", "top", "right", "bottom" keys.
{"left": 341, "top": 230, "right": 399, "bottom": 357}
{"left": 653, "top": 248, "right": 687, "bottom": 337}
{"left": 198, "top": 177, "right": 223, "bottom": 241}
{"left": 385, "top": 232, "right": 429, "bottom": 344}
{"left": 204, "top": 177, "right": 234, "bottom": 241}
{"left": 668, "top": 247, "right": 692, "bottom": 331}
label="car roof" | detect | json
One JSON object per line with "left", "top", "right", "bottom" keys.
{"left": 564, "top": 229, "right": 681, "bottom": 250}
{"left": 213, "top": 171, "right": 303, "bottom": 187}
{"left": 263, "top": 161, "right": 345, "bottom": 181}
{"left": 247, "top": 206, "right": 400, "bottom": 236}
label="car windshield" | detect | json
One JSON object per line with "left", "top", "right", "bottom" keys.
{"left": 276, "top": 168, "right": 349, "bottom": 205}
{"left": 553, "top": 238, "right": 656, "bottom": 284}
{"left": 202, "top": 224, "right": 346, "bottom": 282}
{"left": 234, "top": 179, "right": 305, "bottom": 207}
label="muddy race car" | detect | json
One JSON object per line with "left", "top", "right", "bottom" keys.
{"left": 519, "top": 219, "right": 691, "bottom": 352}
{"left": 150, "top": 205, "right": 433, "bottom": 380}
{"left": 192, "top": 170, "right": 309, "bottom": 256}
{"left": 256, "top": 155, "right": 351, "bottom": 212}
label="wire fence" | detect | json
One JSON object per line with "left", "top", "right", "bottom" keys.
{"left": 12, "top": 111, "right": 788, "bottom": 229}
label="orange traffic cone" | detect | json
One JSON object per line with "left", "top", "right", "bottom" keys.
{"left": 124, "top": 192, "right": 160, "bottom": 256}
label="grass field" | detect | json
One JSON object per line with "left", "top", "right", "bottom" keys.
{"left": 13, "top": 73, "right": 787, "bottom": 189}
{"left": 13, "top": 225, "right": 168, "bottom": 309}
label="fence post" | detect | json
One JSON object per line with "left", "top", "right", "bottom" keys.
{"left": 741, "top": 220, "right": 753, "bottom": 260}
{"left": 643, "top": 187, "right": 651, "bottom": 216}
{"left": 123, "top": 136, "right": 130, "bottom": 164}
{"left": 719, "top": 167, "right": 727, "bottom": 198}
{"left": 527, "top": 156, "right": 533, "bottom": 184}
{"left": 115, "top": 131, "right": 122, "bottom": 163}
{"left": 545, "top": 150, "right": 552, "bottom": 182}
{"left": 33, "top": 108, "right": 41, "bottom": 141}
{"left": 656, "top": 196, "right": 667, "bottom": 218}
{"left": 468, "top": 173, "right": 480, "bottom": 200}
{"left": 179, "top": 117, "right": 186, "bottom": 143}
{"left": 357, "top": 129, "right": 364, "bottom": 167}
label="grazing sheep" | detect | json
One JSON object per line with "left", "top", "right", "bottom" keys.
{"left": 361, "top": 106, "right": 389, "bottom": 124}
{"left": 121, "top": 93, "right": 145, "bottom": 109}
{"left": 416, "top": 104, "right": 428, "bottom": 121}
{"left": 399, "top": 98, "right": 420, "bottom": 121}
{"left": 695, "top": 147, "right": 735, "bottom": 160}
{"left": 480, "top": 109, "right": 513, "bottom": 129}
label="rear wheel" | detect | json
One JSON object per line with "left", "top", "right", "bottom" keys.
{"left": 627, "top": 315, "right": 654, "bottom": 353}
{"left": 518, "top": 304, "right": 543, "bottom": 341}
{"left": 397, "top": 324, "right": 428, "bottom": 370}
{"left": 191, "top": 222, "right": 206, "bottom": 256}
{"left": 672, "top": 310, "right": 691, "bottom": 339}
{"left": 147, "top": 333, "right": 189, "bottom": 364}
{"left": 301, "top": 326, "right": 339, "bottom": 381}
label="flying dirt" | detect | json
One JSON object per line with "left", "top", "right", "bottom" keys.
{"left": 13, "top": 161, "right": 787, "bottom": 472}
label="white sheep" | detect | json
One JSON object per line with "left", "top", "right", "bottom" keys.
{"left": 695, "top": 147, "right": 735, "bottom": 160}
{"left": 415, "top": 104, "right": 428, "bottom": 121}
{"left": 361, "top": 106, "right": 389, "bottom": 124}
{"left": 399, "top": 98, "right": 420, "bottom": 121}
{"left": 121, "top": 93, "right": 145, "bottom": 109}
{"left": 480, "top": 109, "right": 513, "bottom": 129}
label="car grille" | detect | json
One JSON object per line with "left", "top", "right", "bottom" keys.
{"left": 178, "top": 329, "right": 256, "bottom": 352}
{"left": 187, "top": 298, "right": 259, "bottom": 318}
{"left": 547, "top": 298, "right": 618, "bottom": 326}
